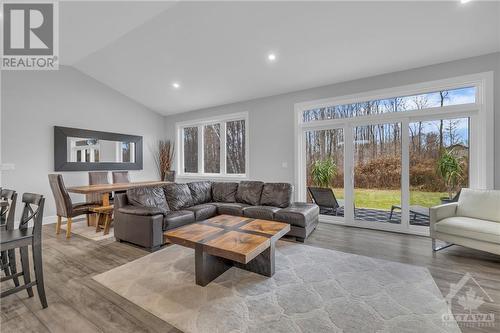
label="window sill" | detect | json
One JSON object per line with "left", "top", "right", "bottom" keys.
{"left": 176, "top": 173, "right": 249, "bottom": 181}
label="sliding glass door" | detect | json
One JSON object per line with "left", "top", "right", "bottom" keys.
{"left": 353, "top": 123, "right": 402, "bottom": 226}
{"left": 407, "top": 117, "right": 470, "bottom": 230}
{"left": 305, "top": 128, "right": 345, "bottom": 216}
{"left": 297, "top": 75, "right": 491, "bottom": 235}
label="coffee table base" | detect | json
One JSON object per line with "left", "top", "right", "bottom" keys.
{"left": 194, "top": 243, "right": 275, "bottom": 287}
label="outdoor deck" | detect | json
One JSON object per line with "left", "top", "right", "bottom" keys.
{"left": 322, "top": 207, "right": 430, "bottom": 226}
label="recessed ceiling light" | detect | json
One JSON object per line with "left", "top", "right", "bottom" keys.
{"left": 267, "top": 53, "right": 277, "bottom": 61}
{"left": 460, "top": 0, "right": 472, "bottom": 4}
{"left": 172, "top": 82, "right": 180, "bottom": 89}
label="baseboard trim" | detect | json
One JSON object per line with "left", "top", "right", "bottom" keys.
{"left": 42, "top": 215, "right": 85, "bottom": 225}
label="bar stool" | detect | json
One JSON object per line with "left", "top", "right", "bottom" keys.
{"left": 0, "top": 189, "right": 19, "bottom": 287}
{"left": 93, "top": 205, "right": 114, "bottom": 235}
{"left": 0, "top": 193, "right": 48, "bottom": 308}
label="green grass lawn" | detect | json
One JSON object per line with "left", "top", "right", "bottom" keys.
{"left": 331, "top": 188, "right": 447, "bottom": 210}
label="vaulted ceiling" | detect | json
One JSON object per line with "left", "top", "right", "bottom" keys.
{"left": 60, "top": 1, "right": 500, "bottom": 115}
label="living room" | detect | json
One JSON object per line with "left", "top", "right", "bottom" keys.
{"left": 1, "top": 1, "right": 499, "bottom": 332}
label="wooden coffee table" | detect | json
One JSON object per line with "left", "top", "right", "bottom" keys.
{"left": 164, "top": 215, "right": 290, "bottom": 286}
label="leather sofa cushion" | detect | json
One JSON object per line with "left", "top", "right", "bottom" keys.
{"left": 186, "top": 204, "right": 217, "bottom": 221}
{"left": 163, "top": 183, "right": 193, "bottom": 211}
{"left": 127, "top": 186, "right": 169, "bottom": 212}
{"left": 274, "top": 202, "right": 319, "bottom": 228}
{"left": 118, "top": 205, "right": 167, "bottom": 216}
{"left": 260, "top": 183, "right": 292, "bottom": 208}
{"left": 435, "top": 216, "right": 500, "bottom": 244}
{"left": 236, "top": 181, "right": 264, "bottom": 206}
{"left": 163, "top": 210, "right": 195, "bottom": 230}
{"left": 457, "top": 188, "right": 500, "bottom": 222}
{"left": 243, "top": 206, "right": 280, "bottom": 220}
{"left": 188, "top": 181, "right": 212, "bottom": 205}
{"left": 214, "top": 202, "right": 250, "bottom": 216}
{"left": 212, "top": 182, "right": 238, "bottom": 202}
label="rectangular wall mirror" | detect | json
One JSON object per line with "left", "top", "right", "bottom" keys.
{"left": 54, "top": 126, "right": 143, "bottom": 171}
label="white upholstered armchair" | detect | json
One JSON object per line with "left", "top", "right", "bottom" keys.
{"left": 430, "top": 188, "right": 500, "bottom": 255}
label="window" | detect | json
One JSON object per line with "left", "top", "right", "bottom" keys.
{"left": 302, "top": 86, "right": 476, "bottom": 123}
{"left": 177, "top": 113, "right": 248, "bottom": 177}
{"left": 296, "top": 72, "right": 493, "bottom": 236}
{"left": 204, "top": 124, "right": 220, "bottom": 173}
{"left": 183, "top": 127, "right": 198, "bottom": 173}
{"left": 226, "top": 120, "right": 246, "bottom": 174}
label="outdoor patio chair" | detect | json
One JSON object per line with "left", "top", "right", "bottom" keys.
{"left": 307, "top": 187, "right": 344, "bottom": 216}
{"left": 389, "top": 190, "right": 461, "bottom": 223}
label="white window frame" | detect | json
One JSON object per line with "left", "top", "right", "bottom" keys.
{"left": 294, "top": 72, "right": 494, "bottom": 236}
{"left": 176, "top": 112, "right": 249, "bottom": 179}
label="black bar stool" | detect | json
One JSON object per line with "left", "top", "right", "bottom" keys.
{"left": 0, "top": 193, "right": 48, "bottom": 308}
{"left": 0, "top": 189, "right": 19, "bottom": 287}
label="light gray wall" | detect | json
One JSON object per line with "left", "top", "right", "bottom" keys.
{"left": 1, "top": 66, "right": 165, "bottom": 221}
{"left": 164, "top": 52, "right": 500, "bottom": 189}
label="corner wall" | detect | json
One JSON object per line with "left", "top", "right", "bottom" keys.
{"left": 164, "top": 52, "right": 500, "bottom": 189}
{"left": 1, "top": 66, "right": 166, "bottom": 221}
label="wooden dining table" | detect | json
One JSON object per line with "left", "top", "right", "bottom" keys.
{"left": 67, "top": 181, "right": 169, "bottom": 227}
{"left": 67, "top": 180, "right": 169, "bottom": 206}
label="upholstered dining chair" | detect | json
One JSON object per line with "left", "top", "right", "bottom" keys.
{"left": 112, "top": 171, "right": 130, "bottom": 184}
{"left": 0, "top": 193, "right": 47, "bottom": 308}
{"left": 88, "top": 171, "right": 111, "bottom": 204}
{"left": 0, "top": 189, "right": 19, "bottom": 287}
{"left": 48, "top": 174, "right": 98, "bottom": 238}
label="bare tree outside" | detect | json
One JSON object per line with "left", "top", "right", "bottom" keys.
{"left": 226, "top": 120, "right": 246, "bottom": 174}
{"left": 204, "top": 124, "right": 220, "bottom": 173}
{"left": 183, "top": 127, "right": 198, "bottom": 173}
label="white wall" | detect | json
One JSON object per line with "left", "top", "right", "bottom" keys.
{"left": 1, "top": 66, "right": 165, "bottom": 221}
{"left": 164, "top": 52, "right": 500, "bottom": 189}
{"left": 1, "top": 53, "right": 498, "bottom": 224}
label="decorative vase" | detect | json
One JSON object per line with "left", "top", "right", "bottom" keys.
{"left": 164, "top": 170, "right": 176, "bottom": 182}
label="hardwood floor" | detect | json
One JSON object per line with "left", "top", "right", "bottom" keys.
{"left": 1, "top": 223, "right": 499, "bottom": 333}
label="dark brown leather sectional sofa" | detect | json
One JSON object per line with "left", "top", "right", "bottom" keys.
{"left": 113, "top": 181, "right": 319, "bottom": 251}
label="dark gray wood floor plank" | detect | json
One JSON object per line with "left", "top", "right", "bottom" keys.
{"left": 1, "top": 308, "right": 51, "bottom": 333}
{"left": 2, "top": 223, "right": 499, "bottom": 333}
{"left": 19, "top": 285, "right": 102, "bottom": 333}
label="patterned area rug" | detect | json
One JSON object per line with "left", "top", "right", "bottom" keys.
{"left": 60, "top": 220, "right": 114, "bottom": 241}
{"left": 93, "top": 241, "right": 459, "bottom": 333}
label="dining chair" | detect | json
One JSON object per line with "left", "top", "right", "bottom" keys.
{"left": 48, "top": 174, "right": 98, "bottom": 238}
{"left": 112, "top": 171, "right": 130, "bottom": 184}
{"left": 0, "top": 193, "right": 48, "bottom": 308}
{"left": 0, "top": 189, "right": 19, "bottom": 287}
{"left": 88, "top": 171, "right": 111, "bottom": 204}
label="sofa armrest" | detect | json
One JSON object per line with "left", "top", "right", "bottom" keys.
{"left": 118, "top": 205, "right": 167, "bottom": 216}
{"left": 113, "top": 209, "right": 164, "bottom": 251}
{"left": 430, "top": 203, "right": 458, "bottom": 235}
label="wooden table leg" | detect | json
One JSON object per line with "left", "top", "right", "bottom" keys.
{"left": 101, "top": 193, "right": 110, "bottom": 206}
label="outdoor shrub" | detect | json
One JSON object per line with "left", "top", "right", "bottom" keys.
{"left": 310, "top": 159, "right": 337, "bottom": 188}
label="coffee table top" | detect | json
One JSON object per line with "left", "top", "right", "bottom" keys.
{"left": 164, "top": 215, "right": 290, "bottom": 264}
